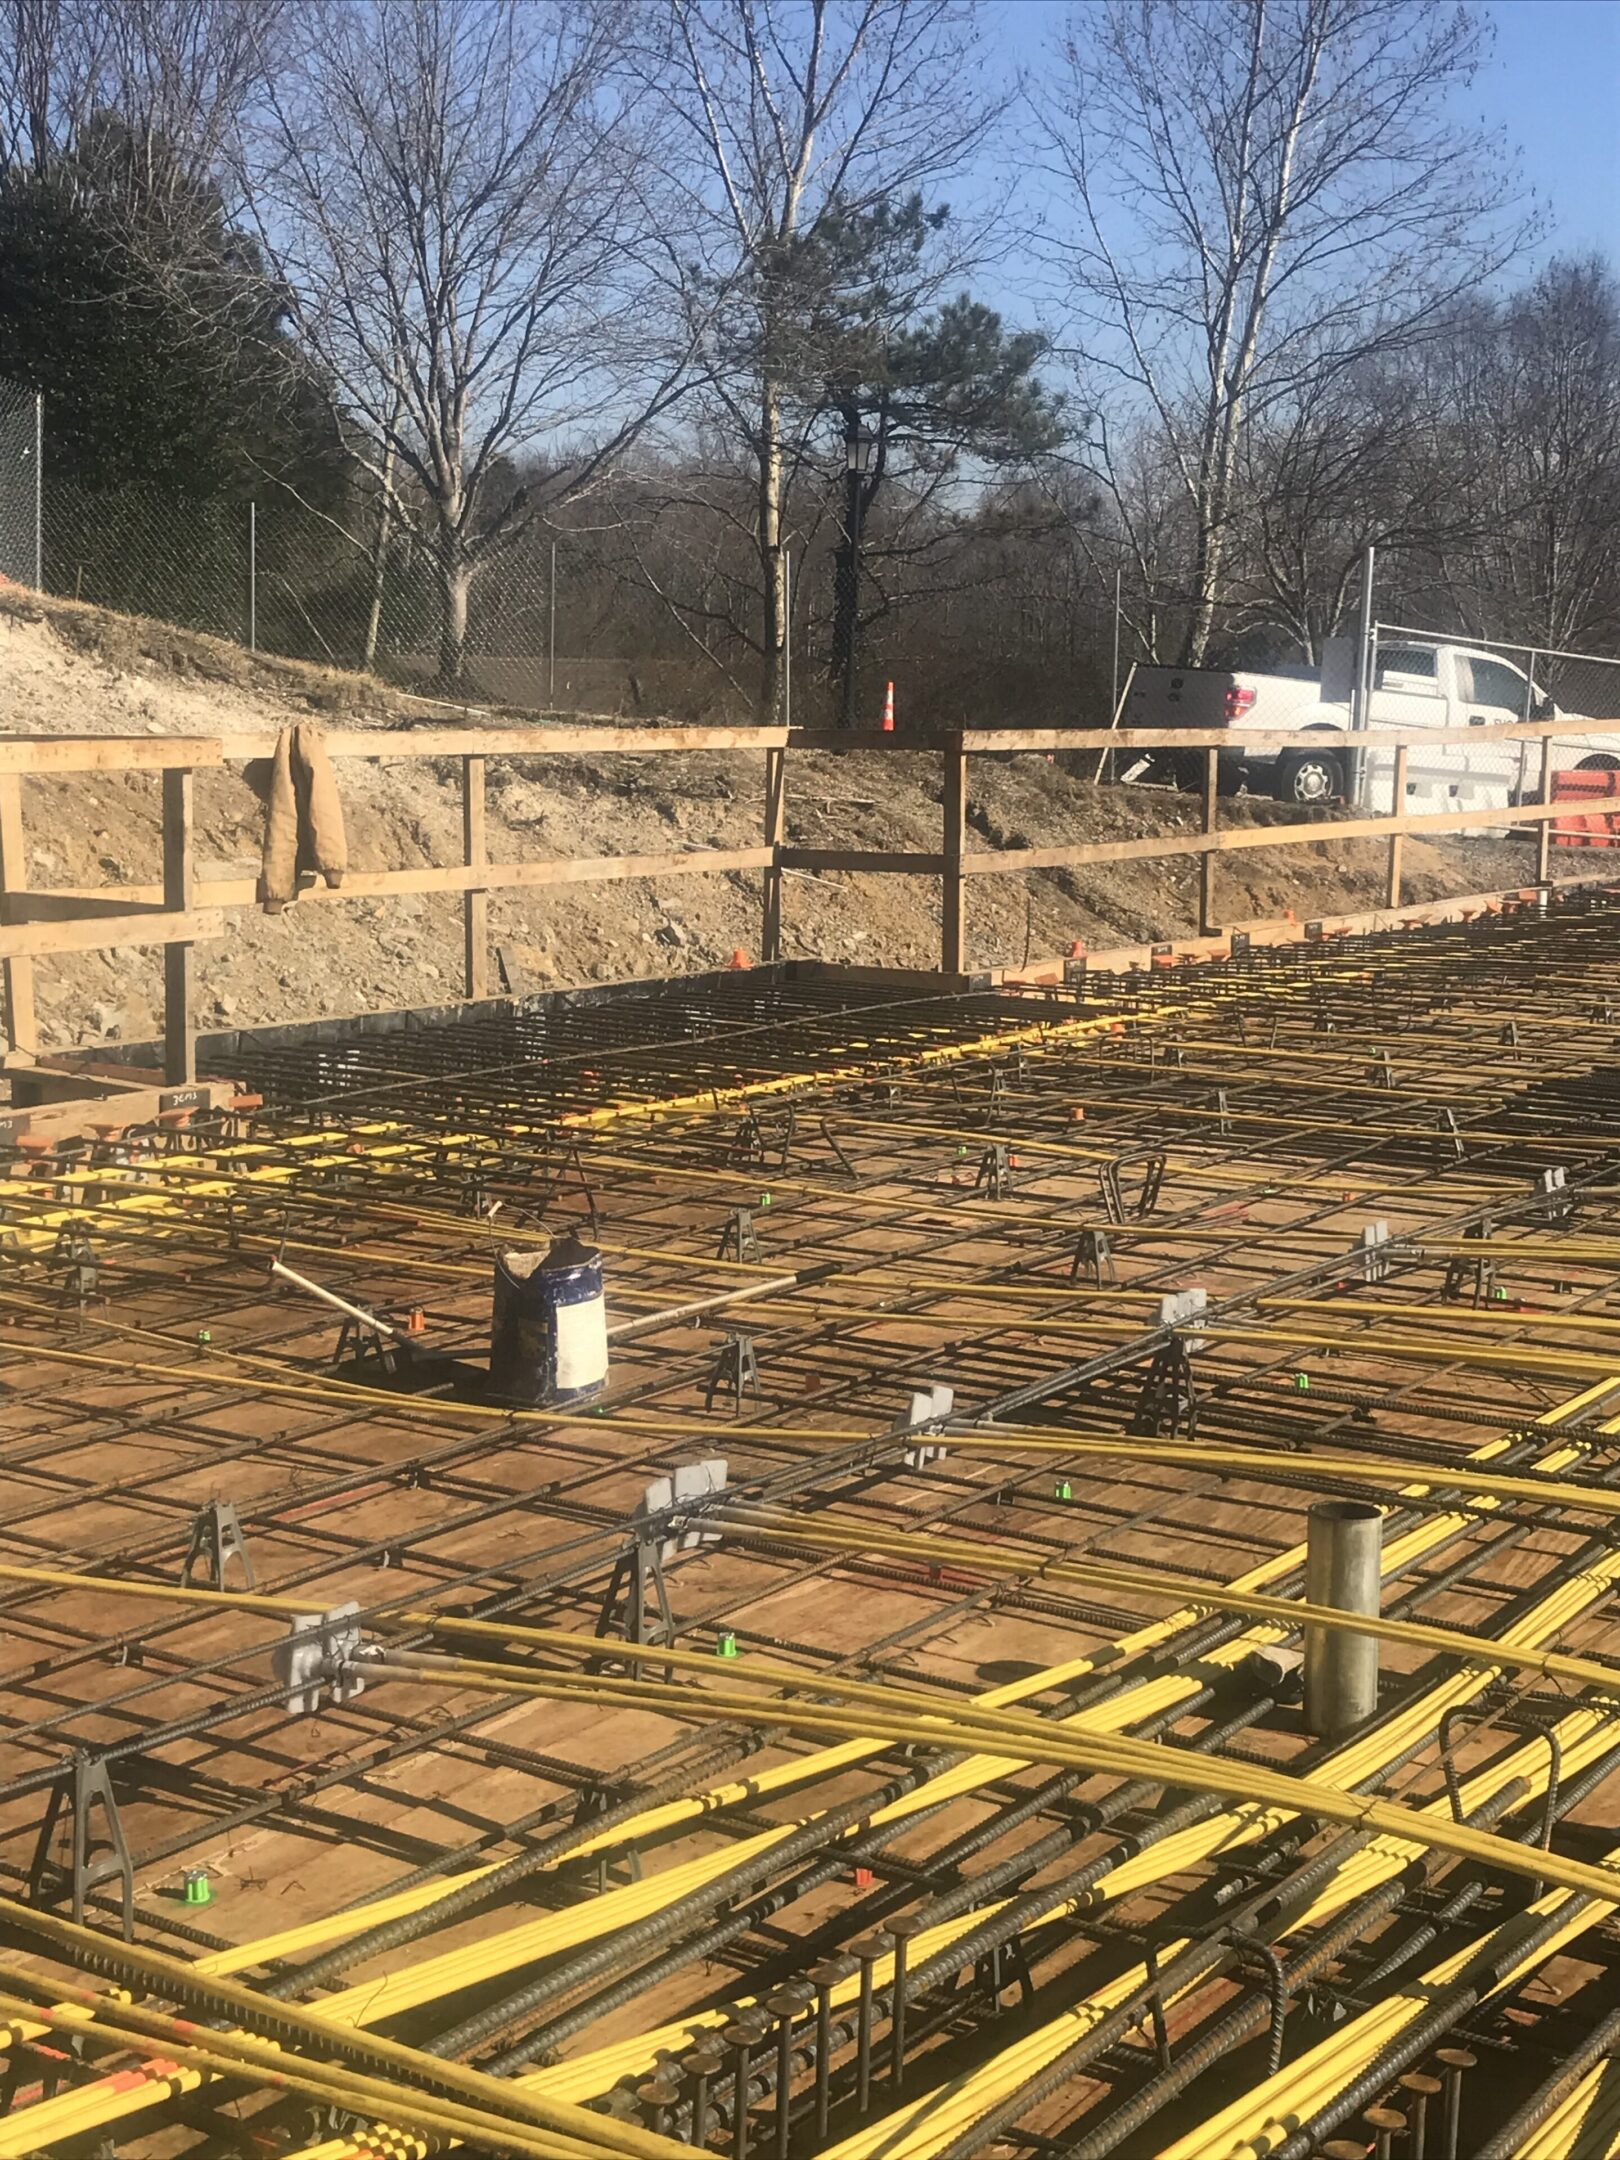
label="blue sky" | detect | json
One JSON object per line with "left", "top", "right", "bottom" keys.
{"left": 1481, "top": 0, "right": 1619, "bottom": 260}
{"left": 992, "top": 0, "right": 1619, "bottom": 269}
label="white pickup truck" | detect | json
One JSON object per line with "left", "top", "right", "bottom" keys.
{"left": 1123, "top": 637, "right": 1612, "bottom": 809}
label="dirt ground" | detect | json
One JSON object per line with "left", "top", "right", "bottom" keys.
{"left": 0, "top": 588, "right": 1544, "bottom": 1051}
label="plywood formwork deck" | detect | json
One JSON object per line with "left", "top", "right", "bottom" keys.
{"left": 6, "top": 905, "right": 1620, "bottom": 2158}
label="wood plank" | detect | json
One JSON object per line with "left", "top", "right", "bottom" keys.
{"left": 495, "top": 845, "right": 774, "bottom": 889}
{"left": 0, "top": 773, "right": 35, "bottom": 1057}
{"left": 942, "top": 734, "right": 967, "bottom": 975}
{"left": 162, "top": 767, "right": 196, "bottom": 1085}
{"left": 1386, "top": 745, "right": 1409, "bottom": 910}
{"left": 778, "top": 848, "right": 948, "bottom": 875}
{"left": 0, "top": 909, "right": 224, "bottom": 960}
{"left": 462, "top": 754, "right": 488, "bottom": 1002}
{"left": 6, "top": 891, "right": 173, "bottom": 921}
{"left": 1535, "top": 739, "right": 1555, "bottom": 884}
{"left": 923, "top": 717, "right": 1620, "bottom": 754}
{"left": 0, "top": 736, "right": 224, "bottom": 774}
{"left": 228, "top": 724, "right": 789, "bottom": 762}
{"left": 957, "top": 790, "right": 1588, "bottom": 878}
{"left": 2, "top": 1076, "right": 240, "bottom": 1138}
{"left": 5, "top": 710, "right": 1613, "bottom": 776}
{"left": 961, "top": 829, "right": 1210, "bottom": 875}
{"left": 762, "top": 746, "right": 786, "bottom": 962}
{"left": 789, "top": 729, "right": 943, "bottom": 752}
{"left": 19, "top": 847, "right": 780, "bottom": 916}
{"left": 996, "top": 870, "right": 1615, "bottom": 986}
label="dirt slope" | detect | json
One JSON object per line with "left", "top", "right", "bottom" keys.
{"left": 0, "top": 589, "right": 1540, "bottom": 1052}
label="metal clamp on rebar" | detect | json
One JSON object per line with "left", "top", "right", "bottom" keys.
{"left": 594, "top": 1461, "right": 732, "bottom": 1655}
{"left": 1354, "top": 1219, "right": 1394, "bottom": 1284}
{"left": 897, "top": 1383, "right": 954, "bottom": 1468}
{"left": 272, "top": 1600, "right": 372, "bottom": 1716}
{"left": 1535, "top": 1164, "right": 1573, "bottom": 1222}
{"left": 642, "top": 1457, "right": 731, "bottom": 1566}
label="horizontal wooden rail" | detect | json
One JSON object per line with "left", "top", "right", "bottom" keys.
{"left": 795, "top": 715, "right": 1620, "bottom": 754}
{"left": 960, "top": 794, "right": 1592, "bottom": 877}
{"left": 6, "top": 708, "right": 1614, "bottom": 779}
{"left": 780, "top": 847, "right": 947, "bottom": 876}
{"left": 227, "top": 723, "right": 790, "bottom": 762}
{"left": 0, "top": 908, "right": 223, "bottom": 961}
{"left": 0, "top": 724, "right": 788, "bottom": 778}
{"left": 0, "top": 736, "right": 225, "bottom": 774}
{"left": 3, "top": 702, "right": 1617, "bottom": 1085}
{"left": 13, "top": 849, "right": 775, "bottom": 918}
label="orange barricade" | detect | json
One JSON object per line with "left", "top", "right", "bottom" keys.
{"left": 1551, "top": 766, "right": 1620, "bottom": 847}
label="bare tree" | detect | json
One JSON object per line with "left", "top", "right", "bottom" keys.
{"left": 241, "top": 0, "right": 687, "bottom": 684}
{"left": 638, "top": 0, "right": 1010, "bottom": 720}
{"left": 1426, "top": 259, "right": 1620, "bottom": 650}
{"left": 1, "top": 0, "right": 275, "bottom": 211}
{"left": 1039, "top": 0, "right": 1530, "bottom": 666}
{"left": 1227, "top": 355, "right": 1460, "bottom": 657}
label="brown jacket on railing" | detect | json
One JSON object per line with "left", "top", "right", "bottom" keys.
{"left": 260, "top": 722, "right": 348, "bottom": 913}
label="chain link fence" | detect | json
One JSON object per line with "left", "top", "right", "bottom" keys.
{"left": 0, "top": 377, "right": 1122, "bottom": 725}
{"left": 0, "top": 382, "right": 39, "bottom": 588}
{"left": 7, "top": 379, "right": 1615, "bottom": 743}
{"left": 1, "top": 435, "right": 766, "bottom": 717}
{"left": 46, "top": 473, "right": 252, "bottom": 641}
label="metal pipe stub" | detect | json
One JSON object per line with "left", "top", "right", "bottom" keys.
{"left": 1304, "top": 1499, "right": 1383, "bottom": 1739}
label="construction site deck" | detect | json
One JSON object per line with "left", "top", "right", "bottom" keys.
{"left": 8, "top": 898, "right": 1620, "bottom": 2160}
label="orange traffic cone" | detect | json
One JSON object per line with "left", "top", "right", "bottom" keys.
{"left": 881, "top": 681, "right": 895, "bottom": 732}
{"left": 728, "top": 948, "right": 749, "bottom": 970}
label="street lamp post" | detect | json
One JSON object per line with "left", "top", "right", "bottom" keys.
{"left": 837, "top": 421, "right": 876, "bottom": 728}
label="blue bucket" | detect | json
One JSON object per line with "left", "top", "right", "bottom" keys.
{"left": 490, "top": 1232, "right": 608, "bottom": 1406}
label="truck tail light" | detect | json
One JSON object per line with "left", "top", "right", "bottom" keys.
{"left": 1223, "top": 685, "right": 1257, "bottom": 721}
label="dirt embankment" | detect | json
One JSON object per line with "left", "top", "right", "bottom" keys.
{"left": 0, "top": 589, "right": 1541, "bottom": 1051}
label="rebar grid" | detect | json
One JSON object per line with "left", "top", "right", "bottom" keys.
{"left": 6, "top": 897, "right": 1620, "bottom": 2157}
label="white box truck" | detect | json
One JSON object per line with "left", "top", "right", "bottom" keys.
{"left": 1122, "top": 638, "right": 1612, "bottom": 810}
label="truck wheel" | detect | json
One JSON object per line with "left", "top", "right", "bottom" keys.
{"left": 1274, "top": 748, "right": 1343, "bottom": 806}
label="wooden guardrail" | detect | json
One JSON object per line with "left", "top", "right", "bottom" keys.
{"left": 0, "top": 710, "right": 1615, "bottom": 1083}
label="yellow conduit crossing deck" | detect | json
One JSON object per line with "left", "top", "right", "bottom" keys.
{"left": 10, "top": 910, "right": 1620, "bottom": 2155}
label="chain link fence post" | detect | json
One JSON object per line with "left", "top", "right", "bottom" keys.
{"left": 32, "top": 389, "right": 41, "bottom": 590}
{"left": 1350, "top": 544, "right": 1376, "bottom": 810}
{"left": 0, "top": 382, "right": 41, "bottom": 588}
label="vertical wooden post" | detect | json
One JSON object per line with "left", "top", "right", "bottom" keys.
{"left": 761, "top": 745, "right": 786, "bottom": 963}
{"left": 462, "top": 753, "right": 488, "bottom": 1002}
{"left": 1386, "top": 745, "right": 1408, "bottom": 912}
{"left": 162, "top": 767, "right": 196, "bottom": 1085}
{"left": 0, "top": 775, "right": 35, "bottom": 1061}
{"left": 1535, "top": 736, "right": 1555, "bottom": 886}
{"left": 1198, "top": 745, "right": 1219, "bottom": 937}
{"left": 941, "top": 732, "right": 967, "bottom": 977}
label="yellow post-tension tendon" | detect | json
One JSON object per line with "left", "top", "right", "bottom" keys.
{"left": 4, "top": 1416, "right": 1569, "bottom": 2150}
{"left": 6, "top": 1434, "right": 1615, "bottom": 2160}
{"left": 3, "top": 1353, "right": 1614, "bottom": 2154}
{"left": 14, "top": 1312, "right": 1620, "bottom": 1534}
{"left": 1157, "top": 1828, "right": 1620, "bottom": 2160}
